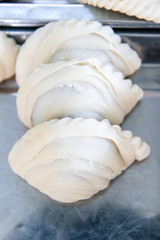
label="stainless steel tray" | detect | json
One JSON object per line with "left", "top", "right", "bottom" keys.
{"left": 0, "top": 0, "right": 160, "bottom": 28}
{"left": 0, "top": 2, "right": 160, "bottom": 240}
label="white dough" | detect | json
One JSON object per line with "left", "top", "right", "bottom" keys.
{"left": 79, "top": 0, "right": 160, "bottom": 23}
{"left": 16, "top": 19, "right": 141, "bottom": 86}
{"left": 8, "top": 118, "right": 150, "bottom": 203}
{"left": 0, "top": 31, "right": 19, "bottom": 83}
{"left": 17, "top": 58, "right": 143, "bottom": 128}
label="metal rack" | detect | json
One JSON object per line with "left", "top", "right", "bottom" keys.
{"left": 0, "top": 2, "right": 160, "bottom": 240}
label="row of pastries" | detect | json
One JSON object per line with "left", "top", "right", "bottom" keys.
{"left": 1, "top": 18, "right": 150, "bottom": 203}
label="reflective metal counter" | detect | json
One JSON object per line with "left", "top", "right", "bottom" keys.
{"left": 0, "top": 1, "right": 160, "bottom": 240}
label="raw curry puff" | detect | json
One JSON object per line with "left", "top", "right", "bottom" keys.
{"left": 79, "top": 0, "right": 160, "bottom": 23}
{"left": 16, "top": 18, "right": 141, "bottom": 86}
{"left": 0, "top": 31, "right": 19, "bottom": 83}
{"left": 17, "top": 58, "right": 143, "bottom": 128}
{"left": 9, "top": 118, "right": 150, "bottom": 203}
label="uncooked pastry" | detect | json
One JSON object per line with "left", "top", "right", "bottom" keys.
{"left": 8, "top": 117, "right": 150, "bottom": 203}
{"left": 16, "top": 19, "right": 141, "bottom": 86}
{"left": 0, "top": 31, "right": 19, "bottom": 83}
{"left": 17, "top": 58, "right": 143, "bottom": 128}
{"left": 79, "top": 0, "right": 160, "bottom": 23}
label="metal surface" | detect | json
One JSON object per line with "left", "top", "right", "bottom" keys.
{"left": 0, "top": 1, "right": 160, "bottom": 28}
{"left": 0, "top": 2, "right": 160, "bottom": 239}
{"left": 0, "top": 65, "right": 160, "bottom": 240}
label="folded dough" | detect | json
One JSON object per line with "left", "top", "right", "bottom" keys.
{"left": 8, "top": 118, "right": 150, "bottom": 203}
{"left": 17, "top": 58, "right": 143, "bottom": 128}
{"left": 79, "top": 0, "right": 160, "bottom": 23}
{"left": 16, "top": 19, "right": 141, "bottom": 86}
{"left": 0, "top": 31, "right": 19, "bottom": 83}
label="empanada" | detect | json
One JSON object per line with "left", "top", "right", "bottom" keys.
{"left": 17, "top": 59, "right": 143, "bottom": 128}
{"left": 0, "top": 31, "right": 19, "bottom": 83}
{"left": 9, "top": 118, "right": 150, "bottom": 203}
{"left": 79, "top": 0, "right": 160, "bottom": 23}
{"left": 16, "top": 19, "right": 141, "bottom": 86}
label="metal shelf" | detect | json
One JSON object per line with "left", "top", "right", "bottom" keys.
{"left": 0, "top": 2, "right": 160, "bottom": 28}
